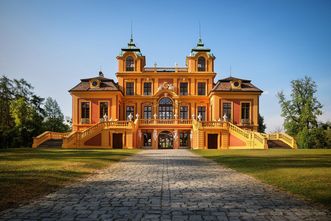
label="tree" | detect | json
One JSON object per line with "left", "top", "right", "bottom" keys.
{"left": 277, "top": 76, "right": 324, "bottom": 148}
{"left": 0, "top": 75, "right": 47, "bottom": 148}
{"left": 9, "top": 93, "right": 44, "bottom": 147}
{"left": 0, "top": 76, "right": 15, "bottom": 147}
{"left": 43, "top": 97, "right": 69, "bottom": 132}
{"left": 258, "top": 114, "right": 266, "bottom": 133}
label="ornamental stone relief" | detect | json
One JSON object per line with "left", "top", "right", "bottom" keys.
{"left": 157, "top": 82, "right": 174, "bottom": 91}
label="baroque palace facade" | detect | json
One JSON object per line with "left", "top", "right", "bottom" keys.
{"left": 33, "top": 37, "right": 297, "bottom": 149}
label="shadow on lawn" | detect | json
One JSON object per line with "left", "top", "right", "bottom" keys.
{"left": 207, "top": 154, "right": 331, "bottom": 170}
{"left": 0, "top": 148, "right": 138, "bottom": 212}
{"left": 0, "top": 148, "right": 136, "bottom": 162}
{"left": 193, "top": 150, "right": 331, "bottom": 207}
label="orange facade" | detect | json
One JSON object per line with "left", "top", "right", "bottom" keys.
{"left": 33, "top": 36, "right": 298, "bottom": 149}
{"left": 64, "top": 37, "right": 265, "bottom": 149}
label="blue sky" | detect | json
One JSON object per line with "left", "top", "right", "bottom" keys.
{"left": 1, "top": 0, "right": 330, "bottom": 132}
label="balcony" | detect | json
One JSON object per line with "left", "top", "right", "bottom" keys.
{"left": 138, "top": 118, "right": 192, "bottom": 125}
{"left": 201, "top": 121, "right": 226, "bottom": 128}
{"left": 144, "top": 67, "right": 188, "bottom": 72}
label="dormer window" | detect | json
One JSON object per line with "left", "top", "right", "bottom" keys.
{"left": 126, "top": 56, "right": 134, "bottom": 71}
{"left": 92, "top": 81, "right": 98, "bottom": 87}
{"left": 231, "top": 80, "right": 242, "bottom": 89}
{"left": 197, "top": 57, "right": 206, "bottom": 72}
{"left": 90, "top": 79, "right": 100, "bottom": 88}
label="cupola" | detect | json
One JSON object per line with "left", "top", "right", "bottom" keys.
{"left": 186, "top": 37, "right": 215, "bottom": 73}
{"left": 116, "top": 34, "right": 146, "bottom": 73}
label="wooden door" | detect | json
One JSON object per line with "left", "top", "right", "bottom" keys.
{"left": 208, "top": 134, "right": 218, "bottom": 149}
{"left": 112, "top": 133, "right": 123, "bottom": 149}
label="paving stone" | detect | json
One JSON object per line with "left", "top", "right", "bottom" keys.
{"left": 0, "top": 150, "right": 330, "bottom": 220}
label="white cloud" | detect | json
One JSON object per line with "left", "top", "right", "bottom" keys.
{"left": 318, "top": 110, "right": 331, "bottom": 123}
{"left": 265, "top": 115, "right": 284, "bottom": 133}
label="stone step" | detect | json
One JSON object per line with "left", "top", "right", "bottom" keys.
{"left": 38, "top": 139, "right": 63, "bottom": 148}
{"left": 267, "top": 140, "right": 291, "bottom": 149}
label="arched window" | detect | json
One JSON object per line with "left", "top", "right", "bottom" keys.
{"left": 158, "top": 97, "right": 173, "bottom": 119}
{"left": 197, "top": 56, "right": 206, "bottom": 72}
{"left": 126, "top": 56, "right": 134, "bottom": 71}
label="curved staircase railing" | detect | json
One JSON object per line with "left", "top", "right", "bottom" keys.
{"left": 266, "top": 132, "right": 297, "bottom": 148}
{"left": 228, "top": 122, "right": 251, "bottom": 139}
{"left": 228, "top": 122, "right": 297, "bottom": 149}
{"left": 228, "top": 122, "right": 267, "bottom": 148}
{"left": 62, "top": 120, "right": 132, "bottom": 148}
{"left": 32, "top": 131, "right": 70, "bottom": 148}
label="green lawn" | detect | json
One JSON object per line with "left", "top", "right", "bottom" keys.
{"left": 0, "top": 148, "right": 139, "bottom": 212}
{"left": 193, "top": 149, "right": 331, "bottom": 208}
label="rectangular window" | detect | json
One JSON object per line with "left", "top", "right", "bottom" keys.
{"left": 197, "top": 106, "right": 206, "bottom": 121}
{"left": 81, "top": 102, "right": 90, "bottom": 124}
{"left": 144, "top": 106, "right": 152, "bottom": 119}
{"left": 99, "top": 102, "right": 108, "bottom": 120}
{"left": 126, "top": 82, "right": 134, "bottom": 95}
{"left": 197, "top": 82, "right": 206, "bottom": 95}
{"left": 126, "top": 106, "right": 134, "bottom": 120}
{"left": 222, "top": 102, "right": 232, "bottom": 120}
{"left": 180, "top": 106, "right": 188, "bottom": 119}
{"left": 241, "top": 103, "right": 250, "bottom": 123}
{"left": 180, "top": 82, "right": 188, "bottom": 95}
{"left": 144, "top": 82, "right": 152, "bottom": 95}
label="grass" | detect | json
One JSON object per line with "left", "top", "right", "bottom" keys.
{"left": 193, "top": 149, "right": 331, "bottom": 208}
{"left": 0, "top": 148, "right": 139, "bottom": 212}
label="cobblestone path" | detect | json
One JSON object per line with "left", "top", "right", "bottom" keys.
{"left": 1, "top": 150, "right": 330, "bottom": 221}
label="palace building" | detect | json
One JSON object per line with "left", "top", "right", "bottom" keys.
{"left": 32, "top": 36, "right": 297, "bottom": 149}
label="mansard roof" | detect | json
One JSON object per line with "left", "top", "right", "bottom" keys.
{"left": 69, "top": 72, "right": 122, "bottom": 92}
{"left": 218, "top": 76, "right": 254, "bottom": 83}
{"left": 211, "top": 76, "right": 263, "bottom": 93}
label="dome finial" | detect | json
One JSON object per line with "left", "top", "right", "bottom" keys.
{"left": 197, "top": 22, "right": 204, "bottom": 47}
{"left": 199, "top": 21, "right": 201, "bottom": 40}
{"left": 119, "top": 21, "right": 142, "bottom": 56}
{"left": 99, "top": 65, "right": 104, "bottom": 77}
{"left": 130, "top": 20, "right": 133, "bottom": 43}
{"left": 128, "top": 20, "right": 136, "bottom": 47}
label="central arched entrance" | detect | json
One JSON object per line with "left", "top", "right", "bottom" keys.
{"left": 159, "top": 97, "right": 173, "bottom": 119}
{"left": 158, "top": 131, "right": 173, "bottom": 149}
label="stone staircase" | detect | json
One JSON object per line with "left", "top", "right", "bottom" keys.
{"left": 33, "top": 119, "right": 297, "bottom": 149}
{"left": 265, "top": 132, "right": 297, "bottom": 149}
{"left": 62, "top": 120, "right": 134, "bottom": 148}
{"left": 228, "top": 122, "right": 297, "bottom": 149}
{"left": 267, "top": 140, "right": 292, "bottom": 149}
{"left": 38, "top": 139, "right": 63, "bottom": 148}
{"left": 228, "top": 122, "right": 267, "bottom": 149}
{"left": 32, "top": 131, "right": 69, "bottom": 148}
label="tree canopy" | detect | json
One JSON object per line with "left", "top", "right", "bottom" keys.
{"left": 258, "top": 114, "right": 266, "bottom": 133}
{"left": 43, "top": 97, "right": 68, "bottom": 132}
{"left": 0, "top": 75, "right": 69, "bottom": 148}
{"left": 277, "top": 76, "right": 326, "bottom": 148}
